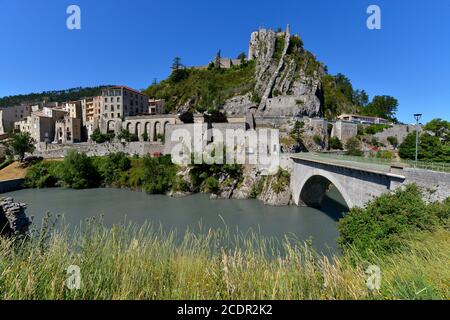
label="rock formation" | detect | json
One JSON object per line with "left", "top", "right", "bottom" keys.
{"left": 224, "top": 25, "right": 325, "bottom": 118}
{"left": 0, "top": 197, "right": 31, "bottom": 237}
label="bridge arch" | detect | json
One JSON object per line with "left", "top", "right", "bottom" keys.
{"left": 297, "top": 173, "right": 353, "bottom": 209}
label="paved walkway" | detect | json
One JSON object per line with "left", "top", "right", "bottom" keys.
{"left": 291, "top": 153, "right": 393, "bottom": 174}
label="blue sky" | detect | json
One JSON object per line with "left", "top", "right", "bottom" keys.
{"left": 0, "top": 0, "right": 449, "bottom": 124}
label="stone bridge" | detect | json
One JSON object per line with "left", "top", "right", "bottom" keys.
{"left": 291, "top": 153, "right": 450, "bottom": 209}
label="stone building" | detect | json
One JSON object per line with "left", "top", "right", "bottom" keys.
{"left": 100, "top": 86, "right": 149, "bottom": 133}
{"left": 148, "top": 99, "right": 166, "bottom": 115}
{"left": 331, "top": 121, "right": 358, "bottom": 144}
{"left": 81, "top": 96, "right": 102, "bottom": 140}
{"left": 337, "top": 114, "right": 391, "bottom": 125}
{"left": 0, "top": 105, "right": 33, "bottom": 134}
{"left": 54, "top": 114, "right": 82, "bottom": 144}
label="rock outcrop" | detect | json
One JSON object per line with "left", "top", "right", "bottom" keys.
{"left": 0, "top": 197, "right": 31, "bottom": 237}
{"left": 224, "top": 25, "right": 325, "bottom": 118}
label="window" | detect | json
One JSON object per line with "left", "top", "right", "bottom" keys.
{"left": 104, "top": 98, "right": 107, "bottom": 102}
{"left": 111, "top": 106, "right": 115, "bottom": 111}
{"left": 105, "top": 105, "right": 108, "bottom": 111}
{"left": 117, "top": 113, "right": 120, "bottom": 118}
{"left": 117, "top": 97, "right": 120, "bottom": 102}
{"left": 111, "top": 113, "right": 114, "bottom": 118}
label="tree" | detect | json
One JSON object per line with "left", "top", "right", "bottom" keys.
{"left": 179, "top": 111, "right": 194, "bottom": 124}
{"left": 91, "top": 128, "right": 114, "bottom": 143}
{"left": 4, "top": 132, "right": 35, "bottom": 162}
{"left": 399, "top": 132, "right": 450, "bottom": 162}
{"left": 237, "top": 52, "right": 246, "bottom": 64}
{"left": 57, "top": 150, "right": 100, "bottom": 189}
{"left": 334, "top": 73, "right": 354, "bottom": 103}
{"left": 363, "top": 95, "right": 398, "bottom": 121}
{"left": 424, "top": 118, "right": 450, "bottom": 142}
{"left": 171, "top": 57, "right": 183, "bottom": 71}
{"left": 353, "top": 89, "right": 369, "bottom": 107}
{"left": 289, "top": 121, "right": 305, "bottom": 144}
{"left": 214, "top": 50, "right": 222, "bottom": 69}
{"left": 345, "top": 137, "right": 363, "bottom": 156}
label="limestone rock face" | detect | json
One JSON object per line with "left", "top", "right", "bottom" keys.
{"left": 232, "top": 166, "right": 261, "bottom": 199}
{"left": 257, "top": 175, "right": 292, "bottom": 206}
{"left": 224, "top": 26, "right": 325, "bottom": 118}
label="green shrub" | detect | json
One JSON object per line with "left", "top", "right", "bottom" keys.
{"left": 387, "top": 136, "right": 398, "bottom": 148}
{"left": 203, "top": 176, "right": 219, "bottom": 193}
{"left": 375, "top": 150, "right": 394, "bottom": 160}
{"left": 249, "top": 177, "right": 265, "bottom": 199}
{"left": 345, "top": 137, "right": 363, "bottom": 156}
{"left": 93, "top": 152, "right": 131, "bottom": 186}
{"left": 91, "top": 128, "right": 114, "bottom": 143}
{"left": 271, "top": 168, "right": 290, "bottom": 194}
{"left": 338, "top": 184, "right": 449, "bottom": 257}
{"left": 313, "top": 134, "right": 323, "bottom": 145}
{"left": 328, "top": 137, "right": 343, "bottom": 150}
{"left": 364, "top": 124, "right": 389, "bottom": 135}
{"left": 25, "top": 162, "right": 59, "bottom": 188}
{"left": 57, "top": 150, "right": 100, "bottom": 189}
{"left": 141, "top": 155, "right": 177, "bottom": 194}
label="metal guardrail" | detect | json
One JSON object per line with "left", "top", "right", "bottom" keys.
{"left": 306, "top": 153, "right": 450, "bottom": 173}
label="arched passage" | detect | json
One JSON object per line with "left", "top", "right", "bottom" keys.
{"left": 297, "top": 173, "right": 353, "bottom": 209}
{"left": 144, "top": 122, "right": 151, "bottom": 140}
{"left": 107, "top": 120, "right": 116, "bottom": 133}
{"left": 153, "top": 122, "right": 161, "bottom": 141}
{"left": 135, "top": 122, "right": 142, "bottom": 137}
{"left": 126, "top": 122, "right": 132, "bottom": 133}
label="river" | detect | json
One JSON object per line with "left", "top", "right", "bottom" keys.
{"left": 2, "top": 187, "right": 348, "bottom": 254}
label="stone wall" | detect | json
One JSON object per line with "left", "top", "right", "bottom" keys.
{"left": 33, "top": 142, "right": 164, "bottom": 158}
{"left": 373, "top": 124, "right": 417, "bottom": 145}
{"left": 331, "top": 121, "right": 358, "bottom": 144}
{"left": 402, "top": 167, "right": 450, "bottom": 202}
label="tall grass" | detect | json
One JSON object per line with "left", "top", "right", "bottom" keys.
{"left": 0, "top": 220, "right": 448, "bottom": 300}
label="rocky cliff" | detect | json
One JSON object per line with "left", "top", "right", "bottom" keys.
{"left": 224, "top": 25, "right": 325, "bottom": 118}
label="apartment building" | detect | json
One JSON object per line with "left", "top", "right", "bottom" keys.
{"left": 101, "top": 86, "right": 149, "bottom": 121}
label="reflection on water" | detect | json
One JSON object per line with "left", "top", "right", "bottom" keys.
{"left": 3, "top": 187, "right": 348, "bottom": 254}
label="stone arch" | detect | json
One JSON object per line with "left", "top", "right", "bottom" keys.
{"left": 144, "top": 122, "right": 151, "bottom": 141}
{"left": 153, "top": 121, "right": 161, "bottom": 141}
{"left": 296, "top": 171, "right": 354, "bottom": 209}
{"left": 135, "top": 122, "right": 142, "bottom": 137}
{"left": 126, "top": 122, "right": 132, "bottom": 133}
{"left": 107, "top": 120, "right": 116, "bottom": 133}
{"left": 163, "top": 121, "right": 170, "bottom": 136}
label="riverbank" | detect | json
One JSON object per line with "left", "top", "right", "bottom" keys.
{"left": 0, "top": 220, "right": 448, "bottom": 300}
{"left": 22, "top": 151, "right": 295, "bottom": 206}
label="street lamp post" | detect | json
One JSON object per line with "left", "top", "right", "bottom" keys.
{"left": 414, "top": 114, "right": 422, "bottom": 166}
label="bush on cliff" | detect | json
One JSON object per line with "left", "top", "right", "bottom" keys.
{"left": 338, "top": 184, "right": 449, "bottom": 257}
